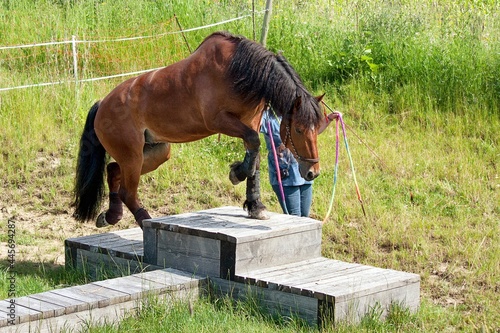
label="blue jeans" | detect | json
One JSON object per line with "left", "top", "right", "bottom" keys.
{"left": 272, "top": 184, "right": 312, "bottom": 217}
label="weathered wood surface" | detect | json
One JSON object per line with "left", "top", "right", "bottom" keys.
{"left": 232, "top": 257, "right": 420, "bottom": 323}
{"left": 65, "top": 228, "right": 143, "bottom": 262}
{"left": 142, "top": 206, "right": 322, "bottom": 244}
{"left": 144, "top": 206, "right": 322, "bottom": 277}
{"left": 46, "top": 206, "right": 420, "bottom": 328}
{"left": 0, "top": 269, "right": 206, "bottom": 332}
{"left": 210, "top": 277, "right": 319, "bottom": 325}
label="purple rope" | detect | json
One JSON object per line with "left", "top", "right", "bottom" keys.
{"left": 267, "top": 119, "right": 288, "bottom": 214}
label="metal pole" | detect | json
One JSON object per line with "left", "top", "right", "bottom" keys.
{"left": 260, "top": 0, "right": 273, "bottom": 47}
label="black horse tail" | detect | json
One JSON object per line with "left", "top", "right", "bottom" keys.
{"left": 73, "top": 102, "right": 107, "bottom": 222}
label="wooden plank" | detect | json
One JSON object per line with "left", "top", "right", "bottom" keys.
{"left": 66, "top": 228, "right": 140, "bottom": 247}
{"left": 332, "top": 272, "right": 420, "bottom": 301}
{"left": 0, "top": 300, "right": 42, "bottom": 323}
{"left": 282, "top": 264, "right": 374, "bottom": 290}
{"left": 71, "top": 284, "right": 130, "bottom": 307}
{"left": 307, "top": 270, "right": 419, "bottom": 302}
{"left": 66, "top": 230, "right": 142, "bottom": 256}
{"left": 86, "top": 233, "right": 141, "bottom": 250}
{"left": 157, "top": 231, "right": 220, "bottom": 261}
{"left": 241, "top": 258, "right": 342, "bottom": 282}
{"left": 136, "top": 268, "right": 206, "bottom": 290}
{"left": 143, "top": 215, "right": 212, "bottom": 232}
{"left": 144, "top": 206, "right": 321, "bottom": 244}
{"left": 156, "top": 250, "right": 220, "bottom": 277}
{"left": 13, "top": 296, "right": 66, "bottom": 318}
{"left": 126, "top": 276, "right": 173, "bottom": 294}
{"left": 334, "top": 281, "right": 420, "bottom": 323}
{"left": 234, "top": 229, "right": 321, "bottom": 274}
{"left": 0, "top": 298, "right": 138, "bottom": 333}
{"left": 49, "top": 287, "right": 108, "bottom": 311}
{"left": 191, "top": 214, "right": 320, "bottom": 243}
{"left": 74, "top": 229, "right": 141, "bottom": 249}
{"left": 236, "top": 257, "right": 328, "bottom": 280}
{"left": 28, "top": 291, "right": 85, "bottom": 315}
{"left": 151, "top": 217, "right": 244, "bottom": 243}
{"left": 210, "top": 277, "right": 318, "bottom": 326}
{"left": 91, "top": 275, "right": 163, "bottom": 300}
{"left": 242, "top": 259, "right": 355, "bottom": 291}
{"left": 0, "top": 310, "right": 9, "bottom": 327}
{"left": 287, "top": 265, "right": 376, "bottom": 297}
{"left": 111, "top": 241, "right": 144, "bottom": 253}
{"left": 75, "top": 249, "right": 145, "bottom": 280}
{"left": 143, "top": 227, "right": 158, "bottom": 264}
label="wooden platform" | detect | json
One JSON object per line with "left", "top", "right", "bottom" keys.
{"left": 3, "top": 206, "right": 420, "bottom": 330}
{"left": 65, "top": 227, "right": 150, "bottom": 280}
{"left": 230, "top": 257, "right": 420, "bottom": 324}
{"left": 142, "top": 206, "right": 323, "bottom": 279}
{"left": 0, "top": 268, "right": 205, "bottom": 333}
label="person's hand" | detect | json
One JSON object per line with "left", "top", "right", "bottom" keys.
{"left": 326, "top": 111, "right": 341, "bottom": 122}
{"left": 319, "top": 111, "right": 342, "bottom": 134}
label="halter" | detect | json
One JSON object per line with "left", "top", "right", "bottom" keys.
{"left": 283, "top": 122, "right": 320, "bottom": 164}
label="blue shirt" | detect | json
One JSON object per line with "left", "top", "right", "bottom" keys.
{"left": 260, "top": 110, "right": 313, "bottom": 187}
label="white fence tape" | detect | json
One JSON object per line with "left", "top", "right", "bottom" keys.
{"left": 0, "top": 12, "right": 261, "bottom": 92}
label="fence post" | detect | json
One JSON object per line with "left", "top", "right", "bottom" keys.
{"left": 71, "top": 35, "right": 78, "bottom": 84}
{"left": 260, "top": 0, "right": 273, "bottom": 47}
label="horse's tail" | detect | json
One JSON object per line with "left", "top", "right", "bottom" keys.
{"left": 73, "top": 101, "right": 107, "bottom": 222}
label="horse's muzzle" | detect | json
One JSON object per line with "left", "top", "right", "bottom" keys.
{"left": 299, "top": 162, "right": 320, "bottom": 181}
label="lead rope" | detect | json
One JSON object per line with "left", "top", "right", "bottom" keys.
{"left": 323, "top": 115, "right": 340, "bottom": 222}
{"left": 340, "top": 113, "right": 367, "bottom": 218}
{"left": 322, "top": 103, "right": 367, "bottom": 222}
{"left": 266, "top": 110, "right": 289, "bottom": 214}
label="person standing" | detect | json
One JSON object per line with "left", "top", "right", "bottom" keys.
{"left": 260, "top": 108, "right": 338, "bottom": 217}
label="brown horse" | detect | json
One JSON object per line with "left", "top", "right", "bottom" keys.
{"left": 73, "top": 31, "right": 325, "bottom": 228}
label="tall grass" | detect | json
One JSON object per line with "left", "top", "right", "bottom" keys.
{"left": 269, "top": 0, "right": 500, "bottom": 114}
{"left": 0, "top": 0, "right": 499, "bottom": 331}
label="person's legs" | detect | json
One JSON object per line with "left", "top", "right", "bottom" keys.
{"left": 299, "top": 183, "right": 313, "bottom": 217}
{"left": 272, "top": 185, "right": 301, "bottom": 216}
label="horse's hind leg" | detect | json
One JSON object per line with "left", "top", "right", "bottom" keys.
{"left": 128, "top": 142, "right": 171, "bottom": 227}
{"left": 96, "top": 162, "right": 123, "bottom": 228}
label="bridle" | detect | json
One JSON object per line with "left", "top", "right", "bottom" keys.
{"left": 283, "top": 122, "right": 320, "bottom": 164}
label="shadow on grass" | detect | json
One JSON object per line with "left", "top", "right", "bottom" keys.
{"left": 0, "top": 259, "right": 87, "bottom": 299}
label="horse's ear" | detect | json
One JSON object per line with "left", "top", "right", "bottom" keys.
{"left": 315, "top": 93, "right": 326, "bottom": 103}
{"left": 293, "top": 96, "right": 302, "bottom": 112}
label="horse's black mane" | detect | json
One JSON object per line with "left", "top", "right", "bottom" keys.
{"left": 211, "top": 31, "right": 322, "bottom": 126}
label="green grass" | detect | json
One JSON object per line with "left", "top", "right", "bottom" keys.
{"left": 74, "top": 285, "right": 425, "bottom": 333}
{"left": 0, "top": 0, "right": 499, "bottom": 331}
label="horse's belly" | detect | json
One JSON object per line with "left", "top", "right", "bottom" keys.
{"left": 145, "top": 124, "right": 214, "bottom": 144}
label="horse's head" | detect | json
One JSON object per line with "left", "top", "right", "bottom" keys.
{"left": 280, "top": 94, "right": 324, "bottom": 181}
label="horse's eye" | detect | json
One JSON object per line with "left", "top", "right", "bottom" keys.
{"left": 294, "top": 127, "right": 302, "bottom": 135}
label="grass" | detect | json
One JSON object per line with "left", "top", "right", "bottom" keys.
{"left": 0, "top": 0, "right": 499, "bottom": 331}
{"left": 76, "top": 295, "right": 424, "bottom": 333}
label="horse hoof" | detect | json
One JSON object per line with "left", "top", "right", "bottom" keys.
{"left": 249, "top": 209, "right": 270, "bottom": 220}
{"left": 229, "top": 168, "right": 243, "bottom": 185}
{"left": 96, "top": 212, "right": 110, "bottom": 228}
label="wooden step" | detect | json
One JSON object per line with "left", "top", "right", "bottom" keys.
{"left": 65, "top": 227, "right": 151, "bottom": 280}
{"left": 0, "top": 268, "right": 206, "bottom": 332}
{"left": 143, "top": 206, "right": 323, "bottom": 279}
{"left": 61, "top": 206, "right": 420, "bottom": 326}
{"left": 224, "top": 257, "right": 420, "bottom": 324}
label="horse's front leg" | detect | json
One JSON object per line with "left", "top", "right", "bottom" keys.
{"left": 243, "top": 155, "right": 269, "bottom": 220}
{"left": 229, "top": 148, "right": 259, "bottom": 185}
{"left": 227, "top": 130, "right": 268, "bottom": 220}
{"left": 210, "top": 111, "right": 268, "bottom": 219}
